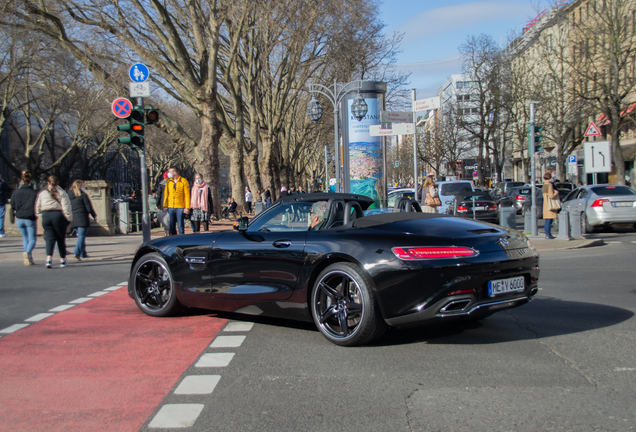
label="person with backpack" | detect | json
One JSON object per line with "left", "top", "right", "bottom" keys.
{"left": 10, "top": 170, "right": 38, "bottom": 265}
{"left": 35, "top": 175, "right": 73, "bottom": 268}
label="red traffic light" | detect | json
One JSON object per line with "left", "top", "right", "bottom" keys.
{"left": 132, "top": 124, "right": 143, "bottom": 131}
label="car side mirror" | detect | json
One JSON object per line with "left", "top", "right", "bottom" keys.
{"left": 233, "top": 216, "right": 249, "bottom": 232}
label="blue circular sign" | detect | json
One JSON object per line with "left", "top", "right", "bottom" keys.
{"left": 112, "top": 97, "right": 133, "bottom": 119}
{"left": 129, "top": 63, "right": 149, "bottom": 83}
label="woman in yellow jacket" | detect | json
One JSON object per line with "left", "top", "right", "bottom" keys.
{"left": 162, "top": 167, "right": 190, "bottom": 235}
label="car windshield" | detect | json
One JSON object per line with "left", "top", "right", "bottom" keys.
{"left": 248, "top": 202, "right": 315, "bottom": 232}
{"left": 591, "top": 186, "right": 636, "bottom": 196}
{"left": 440, "top": 183, "right": 472, "bottom": 195}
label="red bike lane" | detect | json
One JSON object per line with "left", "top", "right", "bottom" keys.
{"left": 0, "top": 288, "right": 227, "bottom": 432}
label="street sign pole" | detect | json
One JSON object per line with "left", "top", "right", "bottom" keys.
{"left": 136, "top": 96, "right": 151, "bottom": 244}
{"left": 412, "top": 89, "right": 419, "bottom": 202}
{"left": 528, "top": 101, "right": 539, "bottom": 237}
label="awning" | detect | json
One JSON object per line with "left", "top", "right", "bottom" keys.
{"left": 596, "top": 102, "right": 636, "bottom": 126}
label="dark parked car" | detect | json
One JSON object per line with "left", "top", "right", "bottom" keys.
{"left": 446, "top": 191, "right": 499, "bottom": 224}
{"left": 496, "top": 187, "right": 538, "bottom": 213}
{"left": 521, "top": 188, "right": 570, "bottom": 219}
{"left": 128, "top": 193, "right": 540, "bottom": 346}
{"left": 491, "top": 181, "right": 525, "bottom": 200}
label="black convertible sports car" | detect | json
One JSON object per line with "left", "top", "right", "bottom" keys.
{"left": 128, "top": 193, "right": 540, "bottom": 346}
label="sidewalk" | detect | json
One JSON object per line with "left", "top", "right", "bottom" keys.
{"left": 526, "top": 236, "right": 605, "bottom": 251}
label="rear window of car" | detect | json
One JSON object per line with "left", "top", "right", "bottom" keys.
{"left": 458, "top": 194, "right": 491, "bottom": 201}
{"left": 441, "top": 183, "right": 473, "bottom": 195}
{"left": 516, "top": 188, "right": 532, "bottom": 195}
{"left": 507, "top": 182, "right": 525, "bottom": 188}
{"left": 591, "top": 186, "right": 636, "bottom": 196}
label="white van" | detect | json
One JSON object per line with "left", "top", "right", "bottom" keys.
{"left": 436, "top": 180, "right": 475, "bottom": 213}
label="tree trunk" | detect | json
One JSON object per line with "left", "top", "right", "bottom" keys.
{"left": 611, "top": 127, "right": 625, "bottom": 185}
{"left": 194, "top": 100, "right": 222, "bottom": 219}
{"left": 228, "top": 141, "right": 245, "bottom": 206}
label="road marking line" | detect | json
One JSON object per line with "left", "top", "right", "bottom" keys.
{"left": 0, "top": 324, "right": 30, "bottom": 334}
{"left": 69, "top": 297, "right": 92, "bottom": 304}
{"left": 25, "top": 313, "right": 54, "bottom": 322}
{"left": 210, "top": 335, "right": 246, "bottom": 348}
{"left": 223, "top": 321, "right": 254, "bottom": 332}
{"left": 49, "top": 305, "right": 74, "bottom": 312}
{"left": 104, "top": 286, "right": 122, "bottom": 291}
{"left": 88, "top": 291, "right": 109, "bottom": 297}
{"left": 148, "top": 404, "right": 204, "bottom": 428}
{"left": 606, "top": 241, "right": 622, "bottom": 244}
{"left": 632, "top": 241, "right": 636, "bottom": 244}
{"left": 174, "top": 375, "right": 221, "bottom": 395}
{"left": 117, "top": 281, "right": 128, "bottom": 285}
{"left": 195, "top": 353, "right": 235, "bottom": 368}
{"left": 614, "top": 367, "right": 636, "bottom": 372}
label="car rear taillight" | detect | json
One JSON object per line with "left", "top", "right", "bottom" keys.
{"left": 591, "top": 198, "right": 609, "bottom": 208}
{"left": 489, "top": 204, "right": 497, "bottom": 210}
{"left": 392, "top": 247, "right": 479, "bottom": 260}
{"left": 516, "top": 195, "right": 526, "bottom": 201}
{"left": 457, "top": 206, "right": 468, "bottom": 213}
{"left": 447, "top": 289, "right": 475, "bottom": 296}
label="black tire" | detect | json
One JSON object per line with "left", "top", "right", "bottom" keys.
{"left": 581, "top": 212, "right": 594, "bottom": 234}
{"left": 130, "top": 252, "right": 181, "bottom": 317}
{"left": 311, "top": 262, "right": 387, "bottom": 346}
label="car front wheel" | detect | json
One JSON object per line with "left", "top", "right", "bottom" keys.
{"left": 130, "top": 252, "right": 181, "bottom": 317}
{"left": 311, "top": 263, "right": 387, "bottom": 346}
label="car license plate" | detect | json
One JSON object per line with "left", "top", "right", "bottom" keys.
{"left": 488, "top": 276, "right": 525, "bottom": 297}
{"left": 474, "top": 206, "right": 486, "bottom": 211}
{"left": 614, "top": 202, "right": 633, "bottom": 207}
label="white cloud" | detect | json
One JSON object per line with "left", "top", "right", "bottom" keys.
{"left": 398, "top": 1, "right": 535, "bottom": 44}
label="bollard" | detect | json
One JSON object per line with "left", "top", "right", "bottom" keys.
{"left": 569, "top": 211, "right": 583, "bottom": 239}
{"left": 556, "top": 210, "right": 571, "bottom": 240}
{"left": 499, "top": 206, "right": 516, "bottom": 229}
{"left": 524, "top": 208, "right": 532, "bottom": 234}
{"left": 118, "top": 201, "right": 130, "bottom": 234}
{"left": 254, "top": 201, "right": 264, "bottom": 215}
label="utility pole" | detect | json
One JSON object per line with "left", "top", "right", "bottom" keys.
{"left": 528, "top": 101, "right": 540, "bottom": 237}
{"left": 137, "top": 96, "right": 151, "bottom": 244}
{"left": 412, "top": 89, "right": 418, "bottom": 200}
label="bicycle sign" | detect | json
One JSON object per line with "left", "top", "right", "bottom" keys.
{"left": 129, "top": 63, "right": 149, "bottom": 83}
{"left": 112, "top": 97, "right": 133, "bottom": 119}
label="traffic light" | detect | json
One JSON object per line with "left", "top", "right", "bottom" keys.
{"left": 534, "top": 126, "right": 543, "bottom": 152}
{"left": 145, "top": 107, "right": 159, "bottom": 124}
{"left": 117, "top": 107, "right": 145, "bottom": 150}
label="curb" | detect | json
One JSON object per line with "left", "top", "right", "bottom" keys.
{"left": 532, "top": 238, "right": 605, "bottom": 251}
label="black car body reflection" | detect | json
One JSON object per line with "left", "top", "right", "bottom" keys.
{"left": 128, "top": 193, "right": 540, "bottom": 346}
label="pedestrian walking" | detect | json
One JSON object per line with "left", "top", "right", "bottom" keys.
{"left": 0, "top": 172, "right": 13, "bottom": 237}
{"left": 279, "top": 186, "right": 289, "bottom": 199}
{"left": 542, "top": 173, "right": 559, "bottom": 240}
{"left": 245, "top": 187, "right": 253, "bottom": 215}
{"left": 10, "top": 170, "right": 38, "bottom": 265}
{"left": 260, "top": 189, "right": 268, "bottom": 209}
{"left": 36, "top": 175, "right": 73, "bottom": 268}
{"left": 69, "top": 180, "right": 98, "bottom": 261}
{"left": 265, "top": 187, "right": 272, "bottom": 208}
{"left": 162, "top": 167, "right": 190, "bottom": 235}
{"left": 421, "top": 173, "right": 440, "bottom": 214}
{"left": 190, "top": 173, "right": 213, "bottom": 232}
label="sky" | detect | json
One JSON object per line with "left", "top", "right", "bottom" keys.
{"left": 378, "top": 0, "right": 548, "bottom": 98}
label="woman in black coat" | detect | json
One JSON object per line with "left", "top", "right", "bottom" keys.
{"left": 69, "top": 180, "right": 97, "bottom": 261}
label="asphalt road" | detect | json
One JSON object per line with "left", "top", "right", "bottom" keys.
{"left": 1, "top": 228, "right": 636, "bottom": 431}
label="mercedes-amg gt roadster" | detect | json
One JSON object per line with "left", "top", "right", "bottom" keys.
{"left": 129, "top": 193, "right": 539, "bottom": 346}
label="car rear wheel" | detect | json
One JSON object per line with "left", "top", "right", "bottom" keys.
{"left": 581, "top": 212, "right": 594, "bottom": 234}
{"left": 311, "top": 263, "right": 387, "bottom": 346}
{"left": 130, "top": 252, "right": 181, "bottom": 317}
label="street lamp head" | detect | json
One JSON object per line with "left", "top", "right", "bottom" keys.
{"left": 351, "top": 92, "right": 368, "bottom": 121}
{"left": 307, "top": 95, "right": 323, "bottom": 123}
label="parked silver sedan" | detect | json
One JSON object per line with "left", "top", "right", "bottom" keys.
{"left": 561, "top": 184, "right": 636, "bottom": 233}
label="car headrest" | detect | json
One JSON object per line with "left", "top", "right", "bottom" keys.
{"left": 394, "top": 197, "right": 422, "bottom": 212}
{"left": 344, "top": 201, "right": 364, "bottom": 225}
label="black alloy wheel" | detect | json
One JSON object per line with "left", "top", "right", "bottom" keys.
{"left": 311, "top": 262, "right": 386, "bottom": 346}
{"left": 131, "top": 253, "right": 181, "bottom": 317}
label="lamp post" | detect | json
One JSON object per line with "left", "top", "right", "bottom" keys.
{"left": 307, "top": 80, "right": 368, "bottom": 193}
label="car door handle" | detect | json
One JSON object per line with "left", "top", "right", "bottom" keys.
{"left": 272, "top": 240, "right": 292, "bottom": 248}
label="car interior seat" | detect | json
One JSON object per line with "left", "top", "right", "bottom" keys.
{"left": 314, "top": 199, "right": 345, "bottom": 230}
